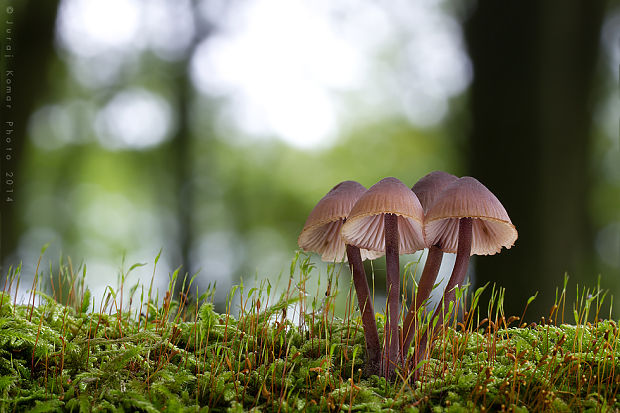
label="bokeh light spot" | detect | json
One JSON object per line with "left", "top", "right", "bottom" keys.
{"left": 95, "top": 88, "right": 173, "bottom": 150}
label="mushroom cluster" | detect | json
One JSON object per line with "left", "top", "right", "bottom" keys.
{"left": 298, "top": 172, "right": 517, "bottom": 380}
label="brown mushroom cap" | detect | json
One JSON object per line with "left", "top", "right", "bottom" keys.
{"left": 424, "top": 176, "right": 518, "bottom": 255}
{"left": 412, "top": 171, "right": 459, "bottom": 213}
{"left": 341, "top": 177, "right": 425, "bottom": 254}
{"left": 298, "top": 181, "right": 384, "bottom": 262}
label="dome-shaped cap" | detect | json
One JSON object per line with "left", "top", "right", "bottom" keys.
{"left": 424, "top": 176, "right": 518, "bottom": 255}
{"left": 298, "top": 181, "right": 384, "bottom": 262}
{"left": 412, "top": 171, "right": 458, "bottom": 213}
{"left": 341, "top": 177, "right": 425, "bottom": 254}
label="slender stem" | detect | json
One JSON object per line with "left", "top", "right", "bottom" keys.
{"left": 346, "top": 244, "right": 381, "bottom": 375}
{"left": 402, "top": 245, "right": 444, "bottom": 355}
{"left": 382, "top": 213, "right": 400, "bottom": 379}
{"left": 412, "top": 217, "right": 473, "bottom": 379}
{"left": 440, "top": 218, "right": 473, "bottom": 313}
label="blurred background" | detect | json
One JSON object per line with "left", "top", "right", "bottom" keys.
{"left": 0, "top": 0, "right": 618, "bottom": 319}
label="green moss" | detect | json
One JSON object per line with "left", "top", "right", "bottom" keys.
{"left": 1, "top": 258, "right": 620, "bottom": 412}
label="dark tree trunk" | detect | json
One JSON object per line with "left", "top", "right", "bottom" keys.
{"left": 464, "top": 1, "right": 606, "bottom": 319}
{"left": 172, "top": 65, "right": 194, "bottom": 294}
{"left": 171, "top": 0, "right": 214, "bottom": 297}
{"left": 1, "top": 1, "right": 60, "bottom": 274}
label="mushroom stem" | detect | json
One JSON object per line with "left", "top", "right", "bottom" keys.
{"left": 401, "top": 245, "right": 444, "bottom": 355}
{"left": 382, "top": 213, "right": 400, "bottom": 379}
{"left": 412, "top": 217, "right": 472, "bottom": 379}
{"left": 346, "top": 244, "right": 381, "bottom": 375}
{"left": 441, "top": 217, "right": 473, "bottom": 311}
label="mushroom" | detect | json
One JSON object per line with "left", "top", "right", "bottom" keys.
{"left": 413, "top": 176, "right": 517, "bottom": 372}
{"left": 402, "top": 171, "right": 458, "bottom": 354}
{"left": 298, "top": 181, "right": 383, "bottom": 374}
{"left": 341, "top": 177, "right": 425, "bottom": 378}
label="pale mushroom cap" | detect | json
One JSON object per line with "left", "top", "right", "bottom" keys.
{"left": 341, "top": 177, "right": 426, "bottom": 254}
{"left": 425, "top": 176, "right": 518, "bottom": 255}
{"left": 298, "top": 181, "right": 384, "bottom": 262}
{"left": 412, "top": 170, "right": 458, "bottom": 213}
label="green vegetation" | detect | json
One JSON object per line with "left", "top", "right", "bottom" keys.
{"left": 0, "top": 252, "right": 619, "bottom": 412}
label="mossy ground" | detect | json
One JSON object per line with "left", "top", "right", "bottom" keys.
{"left": 0, "top": 254, "right": 619, "bottom": 412}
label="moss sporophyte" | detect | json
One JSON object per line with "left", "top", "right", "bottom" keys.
{"left": 0, "top": 254, "right": 619, "bottom": 411}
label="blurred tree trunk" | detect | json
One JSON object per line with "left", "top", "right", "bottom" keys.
{"left": 171, "top": 0, "right": 214, "bottom": 297}
{"left": 464, "top": 1, "right": 606, "bottom": 319}
{"left": 1, "top": 1, "right": 60, "bottom": 274}
{"left": 172, "top": 64, "right": 194, "bottom": 293}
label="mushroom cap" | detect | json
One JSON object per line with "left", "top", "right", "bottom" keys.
{"left": 298, "top": 181, "right": 384, "bottom": 262}
{"left": 412, "top": 170, "right": 459, "bottom": 213}
{"left": 424, "top": 176, "right": 518, "bottom": 255}
{"left": 341, "top": 177, "right": 426, "bottom": 254}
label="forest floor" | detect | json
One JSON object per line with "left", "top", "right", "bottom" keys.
{"left": 0, "top": 253, "right": 618, "bottom": 412}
